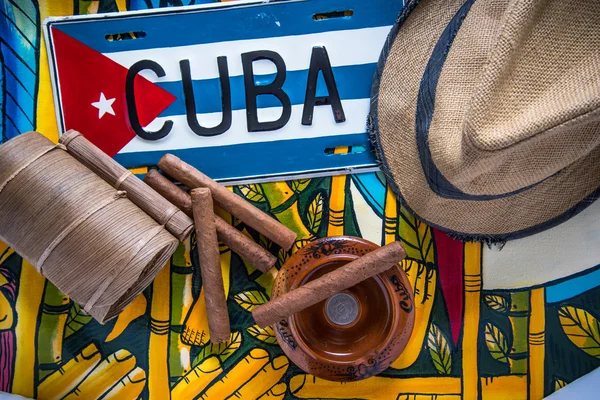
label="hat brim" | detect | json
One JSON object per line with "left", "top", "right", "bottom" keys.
{"left": 369, "top": 0, "right": 600, "bottom": 241}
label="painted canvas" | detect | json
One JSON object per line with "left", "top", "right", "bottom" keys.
{"left": 1, "top": 1, "right": 599, "bottom": 399}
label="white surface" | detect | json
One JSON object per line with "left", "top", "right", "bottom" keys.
{"left": 349, "top": 178, "right": 382, "bottom": 245}
{"left": 105, "top": 26, "right": 391, "bottom": 80}
{"left": 120, "top": 99, "right": 370, "bottom": 154}
{"left": 546, "top": 367, "right": 600, "bottom": 399}
{"left": 482, "top": 199, "right": 600, "bottom": 289}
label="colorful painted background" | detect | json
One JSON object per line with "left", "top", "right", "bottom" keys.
{"left": 1, "top": 1, "right": 600, "bottom": 399}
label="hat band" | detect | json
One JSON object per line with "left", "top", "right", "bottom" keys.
{"left": 415, "top": 0, "right": 546, "bottom": 201}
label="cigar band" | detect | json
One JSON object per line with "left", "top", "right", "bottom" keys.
{"left": 160, "top": 204, "right": 180, "bottom": 226}
{"left": 59, "top": 130, "right": 81, "bottom": 147}
{"left": 114, "top": 171, "right": 133, "bottom": 190}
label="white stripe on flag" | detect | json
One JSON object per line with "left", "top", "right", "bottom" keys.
{"left": 105, "top": 26, "right": 391, "bottom": 82}
{"left": 118, "top": 98, "right": 369, "bottom": 154}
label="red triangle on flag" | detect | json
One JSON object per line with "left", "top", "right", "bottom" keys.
{"left": 51, "top": 27, "right": 176, "bottom": 157}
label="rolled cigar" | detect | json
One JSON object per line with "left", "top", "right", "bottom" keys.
{"left": 60, "top": 130, "right": 193, "bottom": 241}
{"left": 191, "top": 188, "right": 230, "bottom": 343}
{"left": 144, "top": 170, "right": 277, "bottom": 273}
{"left": 252, "top": 241, "right": 407, "bottom": 328}
{"left": 158, "top": 154, "right": 297, "bottom": 250}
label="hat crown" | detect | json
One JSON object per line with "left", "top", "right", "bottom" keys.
{"left": 464, "top": 0, "right": 600, "bottom": 156}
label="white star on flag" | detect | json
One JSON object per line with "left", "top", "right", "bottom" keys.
{"left": 91, "top": 92, "right": 116, "bottom": 119}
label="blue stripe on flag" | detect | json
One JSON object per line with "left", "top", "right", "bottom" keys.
{"left": 114, "top": 134, "right": 375, "bottom": 181}
{"left": 51, "top": 0, "right": 402, "bottom": 53}
{"left": 157, "top": 63, "right": 375, "bottom": 116}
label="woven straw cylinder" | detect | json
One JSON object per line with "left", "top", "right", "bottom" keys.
{"left": 0, "top": 132, "right": 178, "bottom": 323}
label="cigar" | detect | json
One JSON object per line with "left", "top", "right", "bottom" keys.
{"left": 59, "top": 130, "right": 193, "bottom": 241}
{"left": 191, "top": 188, "right": 230, "bottom": 343}
{"left": 252, "top": 241, "right": 407, "bottom": 327}
{"left": 144, "top": 170, "right": 277, "bottom": 273}
{"left": 158, "top": 154, "right": 297, "bottom": 251}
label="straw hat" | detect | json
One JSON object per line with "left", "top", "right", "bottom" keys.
{"left": 369, "top": 0, "right": 600, "bottom": 241}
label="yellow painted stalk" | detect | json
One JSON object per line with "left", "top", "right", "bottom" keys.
{"left": 37, "top": 3, "right": 73, "bottom": 142}
{"left": 169, "top": 241, "right": 193, "bottom": 380}
{"left": 462, "top": 242, "right": 482, "bottom": 400}
{"left": 37, "top": 343, "right": 102, "bottom": 400}
{"left": 327, "top": 147, "right": 349, "bottom": 236}
{"left": 289, "top": 375, "right": 526, "bottom": 399}
{"left": 148, "top": 264, "right": 171, "bottom": 400}
{"left": 170, "top": 356, "right": 222, "bottom": 399}
{"left": 38, "top": 282, "right": 70, "bottom": 377}
{"left": 529, "top": 288, "right": 546, "bottom": 400}
{"left": 261, "top": 182, "right": 313, "bottom": 244}
{"left": 508, "top": 291, "right": 530, "bottom": 374}
{"left": 62, "top": 350, "right": 137, "bottom": 399}
{"left": 290, "top": 376, "right": 461, "bottom": 398}
{"left": 258, "top": 382, "right": 287, "bottom": 399}
{"left": 383, "top": 185, "right": 397, "bottom": 245}
{"left": 115, "top": 0, "right": 127, "bottom": 12}
{"left": 199, "top": 348, "right": 270, "bottom": 399}
{"left": 228, "top": 355, "right": 289, "bottom": 399}
{"left": 480, "top": 375, "right": 527, "bottom": 400}
{"left": 105, "top": 293, "right": 147, "bottom": 342}
{"left": 13, "top": 260, "right": 45, "bottom": 398}
{"left": 101, "top": 366, "right": 147, "bottom": 399}
{"left": 391, "top": 259, "right": 436, "bottom": 369}
{"left": 181, "top": 249, "right": 231, "bottom": 346}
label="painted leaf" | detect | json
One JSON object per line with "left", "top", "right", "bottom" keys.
{"left": 292, "top": 239, "right": 312, "bottom": 254}
{"left": 239, "top": 184, "right": 266, "bottom": 203}
{"left": 0, "top": 0, "right": 39, "bottom": 143}
{"left": 558, "top": 305, "right": 600, "bottom": 358}
{"left": 484, "top": 295, "right": 510, "bottom": 314}
{"left": 484, "top": 322, "right": 509, "bottom": 363}
{"left": 259, "top": 234, "right": 272, "bottom": 250}
{"left": 554, "top": 377, "right": 568, "bottom": 392}
{"left": 192, "top": 331, "right": 242, "bottom": 366}
{"left": 306, "top": 192, "right": 323, "bottom": 235}
{"left": 398, "top": 206, "right": 434, "bottom": 264}
{"left": 247, "top": 324, "right": 278, "bottom": 345}
{"left": 277, "top": 248, "right": 289, "bottom": 267}
{"left": 65, "top": 303, "right": 93, "bottom": 338}
{"left": 290, "top": 179, "right": 311, "bottom": 193}
{"left": 234, "top": 290, "right": 269, "bottom": 312}
{"left": 427, "top": 323, "right": 452, "bottom": 375}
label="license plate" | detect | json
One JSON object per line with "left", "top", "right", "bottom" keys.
{"left": 44, "top": 0, "right": 402, "bottom": 183}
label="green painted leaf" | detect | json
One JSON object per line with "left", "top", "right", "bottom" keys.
{"left": 65, "top": 303, "right": 92, "bottom": 338}
{"left": 192, "top": 331, "right": 242, "bottom": 366}
{"left": 398, "top": 206, "right": 434, "bottom": 264}
{"left": 485, "top": 322, "right": 509, "bottom": 363}
{"left": 558, "top": 305, "right": 600, "bottom": 358}
{"left": 290, "top": 179, "right": 311, "bottom": 193}
{"left": 239, "top": 184, "right": 266, "bottom": 203}
{"left": 484, "top": 295, "right": 510, "bottom": 314}
{"left": 306, "top": 192, "right": 323, "bottom": 235}
{"left": 234, "top": 290, "right": 270, "bottom": 312}
{"left": 427, "top": 323, "right": 452, "bottom": 375}
{"left": 277, "top": 248, "right": 289, "bottom": 267}
{"left": 259, "top": 234, "right": 272, "bottom": 250}
{"left": 554, "top": 377, "right": 568, "bottom": 392}
{"left": 247, "top": 324, "right": 278, "bottom": 345}
{"left": 292, "top": 239, "right": 312, "bottom": 253}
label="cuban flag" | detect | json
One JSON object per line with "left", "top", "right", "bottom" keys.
{"left": 45, "top": 0, "right": 403, "bottom": 182}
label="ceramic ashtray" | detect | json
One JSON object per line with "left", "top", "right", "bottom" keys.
{"left": 272, "top": 236, "right": 415, "bottom": 381}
